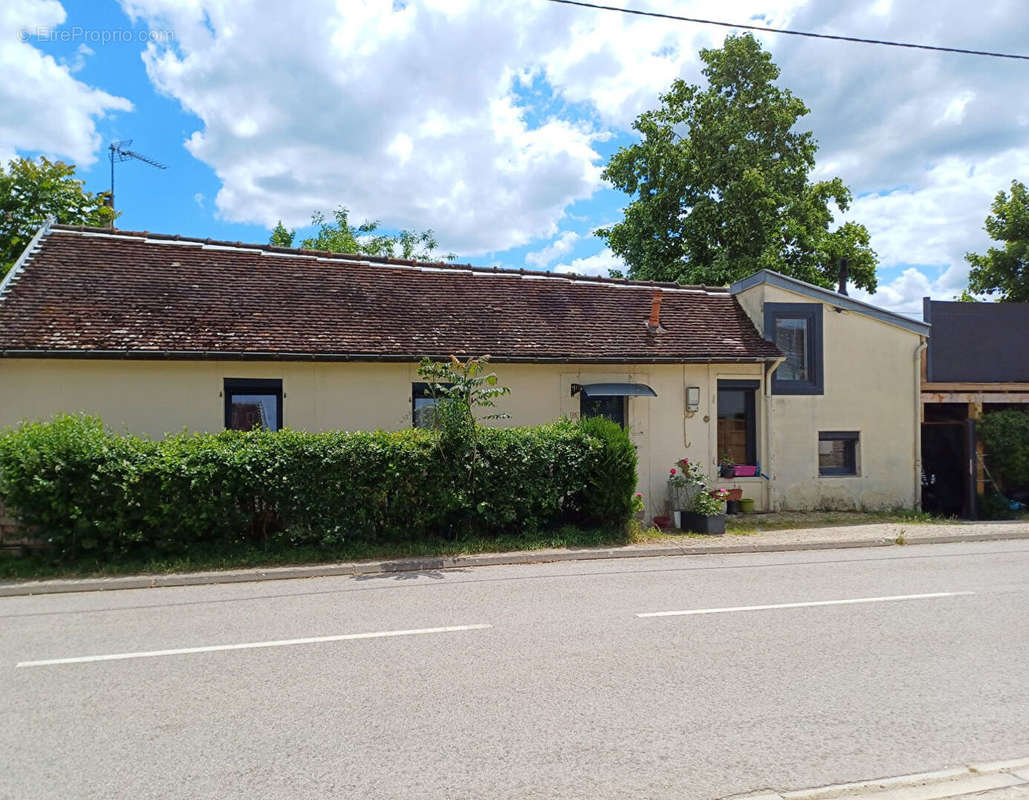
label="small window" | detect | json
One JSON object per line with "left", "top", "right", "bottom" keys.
{"left": 580, "top": 394, "right": 626, "bottom": 428}
{"left": 819, "top": 431, "right": 859, "bottom": 476}
{"left": 717, "top": 380, "right": 757, "bottom": 466}
{"left": 765, "top": 303, "right": 823, "bottom": 395}
{"left": 224, "top": 378, "right": 282, "bottom": 431}
{"left": 412, "top": 382, "right": 442, "bottom": 429}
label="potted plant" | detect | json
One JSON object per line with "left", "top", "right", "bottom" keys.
{"left": 668, "top": 459, "right": 705, "bottom": 526}
{"left": 682, "top": 488, "right": 727, "bottom": 535}
{"left": 719, "top": 452, "right": 735, "bottom": 479}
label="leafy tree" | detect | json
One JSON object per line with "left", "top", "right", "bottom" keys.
{"left": 965, "top": 180, "right": 1028, "bottom": 302}
{"left": 599, "top": 34, "right": 877, "bottom": 290}
{"left": 269, "top": 205, "right": 456, "bottom": 262}
{"left": 1, "top": 157, "right": 115, "bottom": 276}
{"left": 269, "top": 220, "right": 295, "bottom": 248}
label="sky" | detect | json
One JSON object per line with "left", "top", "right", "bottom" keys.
{"left": 2, "top": 0, "right": 1027, "bottom": 316}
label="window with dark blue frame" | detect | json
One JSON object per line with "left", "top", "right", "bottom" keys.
{"left": 717, "top": 380, "right": 758, "bottom": 466}
{"left": 412, "top": 382, "right": 455, "bottom": 428}
{"left": 224, "top": 378, "right": 283, "bottom": 431}
{"left": 579, "top": 394, "right": 627, "bottom": 428}
{"left": 818, "top": 431, "right": 859, "bottom": 476}
{"left": 765, "top": 303, "right": 824, "bottom": 395}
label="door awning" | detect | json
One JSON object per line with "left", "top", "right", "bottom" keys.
{"left": 572, "top": 382, "right": 658, "bottom": 398}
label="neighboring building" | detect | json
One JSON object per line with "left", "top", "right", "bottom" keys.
{"left": 920, "top": 299, "right": 1029, "bottom": 517}
{"left": 0, "top": 222, "right": 927, "bottom": 514}
{"left": 731, "top": 271, "right": 929, "bottom": 512}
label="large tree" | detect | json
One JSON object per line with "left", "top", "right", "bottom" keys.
{"left": 965, "top": 179, "right": 1028, "bottom": 302}
{"left": 269, "top": 206, "right": 455, "bottom": 262}
{"left": 1, "top": 157, "right": 115, "bottom": 277}
{"left": 599, "top": 34, "right": 877, "bottom": 290}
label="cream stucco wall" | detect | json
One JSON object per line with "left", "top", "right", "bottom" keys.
{"left": 0, "top": 284, "right": 923, "bottom": 517}
{"left": 0, "top": 358, "right": 775, "bottom": 518}
{"left": 735, "top": 283, "right": 925, "bottom": 511}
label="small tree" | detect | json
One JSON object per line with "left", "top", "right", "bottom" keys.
{"left": 1, "top": 157, "right": 116, "bottom": 276}
{"left": 416, "top": 356, "right": 511, "bottom": 535}
{"left": 269, "top": 220, "right": 295, "bottom": 248}
{"left": 270, "top": 205, "right": 456, "bottom": 262}
{"left": 965, "top": 180, "right": 1028, "bottom": 302}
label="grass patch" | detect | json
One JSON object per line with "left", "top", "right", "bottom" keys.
{"left": 0, "top": 522, "right": 666, "bottom": 582}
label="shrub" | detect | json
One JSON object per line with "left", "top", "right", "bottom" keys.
{"left": 0, "top": 413, "right": 632, "bottom": 562}
{"left": 979, "top": 409, "right": 1029, "bottom": 489}
{"left": 574, "top": 416, "right": 638, "bottom": 526}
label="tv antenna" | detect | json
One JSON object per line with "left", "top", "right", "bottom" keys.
{"left": 108, "top": 140, "right": 166, "bottom": 216}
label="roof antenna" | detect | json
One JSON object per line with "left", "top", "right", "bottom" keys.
{"left": 108, "top": 140, "right": 167, "bottom": 224}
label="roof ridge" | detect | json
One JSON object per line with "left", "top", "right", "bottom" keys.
{"left": 49, "top": 224, "right": 730, "bottom": 294}
{"left": 0, "top": 217, "right": 55, "bottom": 304}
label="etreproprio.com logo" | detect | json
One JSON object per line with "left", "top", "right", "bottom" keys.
{"left": 18, "top": 26, "right": 174, "bottom": 44}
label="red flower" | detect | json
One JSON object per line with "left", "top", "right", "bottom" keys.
{"left": 669, "top": 468, "right": 677, "bottom": 475}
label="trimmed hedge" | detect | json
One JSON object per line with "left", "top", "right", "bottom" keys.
{"left": 0, "top": 414, "right": 636, "bottom": 561}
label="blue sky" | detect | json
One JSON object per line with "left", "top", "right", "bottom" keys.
{"left": 3, "top": 0, "right": 1028, "bottom": 313}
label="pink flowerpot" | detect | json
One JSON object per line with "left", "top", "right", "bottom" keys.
{"left": 733, "top": 465, "right": 757, "bottom": 477}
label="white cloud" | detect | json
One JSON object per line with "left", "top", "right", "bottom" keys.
{"left": 121, "top": 0, "right": 607, "bottom": 254}
{"left": 525, "top": 230, "right": 579, "bottom": 268}
{"left": 0, "top": 2, "right": 131, "bottom": 166}
{"left": 840, "top": 147, "right": 1028, "bottom": 312}
{"left": 554, "top": 246, "right": 625, "bottom": 277}
{"left": 114, "top": 0, "right": 1027, "bottom": 285}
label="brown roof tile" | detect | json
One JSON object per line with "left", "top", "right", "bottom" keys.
{"left": 0, "top": 225, "right": 781, "bottom": 363}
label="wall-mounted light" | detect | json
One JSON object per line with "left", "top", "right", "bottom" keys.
{"left": 686, "top": 385, "right": 700, "bottom": 412}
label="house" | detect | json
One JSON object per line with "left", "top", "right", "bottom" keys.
{"left": 731, "top": 270, "right": 929, "bottom": 511}
{"left": 0, "top": 221, "right": 927, "bottom": 514}
{"left": 920, "top": 298, "right": 1029, "bottom": 517}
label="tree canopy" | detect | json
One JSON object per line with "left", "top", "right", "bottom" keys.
{"left": 965, "top": 179, "right": 1028, "bottom": 303}
{"left": 269, "top": 206, "right": 455, "bottom": 262}
{"left": 598, "top": 34, "right": 877, "bottom": 291}
{"left": 1, "top": 157, "right": 115, "bottom": 277}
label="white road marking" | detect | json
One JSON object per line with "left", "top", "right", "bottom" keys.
{"left": 16, "top": 624, "right": 493, "bottom": 667}
{"left": 636, "top": 591, "right": 975, "bottom": 618}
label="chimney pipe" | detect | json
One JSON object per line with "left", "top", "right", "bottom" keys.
{"left": 837, "top": 258, "right": 849, "bottom": 296}
{"left": 647, "top": 290, "right": 663, "bottom": 332}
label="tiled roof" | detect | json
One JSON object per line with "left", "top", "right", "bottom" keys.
{"left": 0, "top": 225, "right": 782, "bottom": 363}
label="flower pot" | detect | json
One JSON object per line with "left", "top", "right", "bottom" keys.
{"left": 682, "top": 512, "right": 726, "bottom": 535}
{"left": 720, "top": 465, "right": 735, "bottom": 478}
{"left": 653, "top": 515, "right": 672, "bottom": 531}
{"left": 734, "top": 465, "right": 757, "bottom": 477}
{"left": 740, "top": 498, "right": 755, "bottom": 513}
{"left": 725, "top": 500, "right": 742, "bottom": 515}
{"left": 725, "top": 488, "right": 743, "bottom": 502}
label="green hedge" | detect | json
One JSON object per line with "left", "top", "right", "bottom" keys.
{"left": 0, "top": 414, "right": 636, "bottom": 561}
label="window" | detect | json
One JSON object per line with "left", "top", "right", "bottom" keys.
{"left": 412, "top": 382, "right": 442, "bottom": 429}
{"left": 224, "top": 379, "right": 282, "bottom": 431}
{"left": 580, "top": 394, "right": 626, "bottom": 428}
{"left": 819, "top": 431, "right": 859, "bottom": 476}
{"left": 765, "top": 303, "right": 823, "bottom": 395}
{"left": 717, "top": 380, "right": 757, "bottom": 466}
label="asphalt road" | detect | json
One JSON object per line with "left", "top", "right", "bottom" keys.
{"left": 3, "top": 541, "right": 1028, "bottom": 800}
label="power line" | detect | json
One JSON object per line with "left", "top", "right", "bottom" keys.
{"left": 543, "top": 0, "right": 1029, "bottom": 61}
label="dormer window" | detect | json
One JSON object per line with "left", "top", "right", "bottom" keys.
{"left": 765, "top": 303, "right": 823, "bottom": 395}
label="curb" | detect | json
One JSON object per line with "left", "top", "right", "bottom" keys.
{"left": 727, "top": 757, "right": 1029, "bottom": 800}
{"left": 2, "top": 529, "right": 1028, "bottom": 598}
